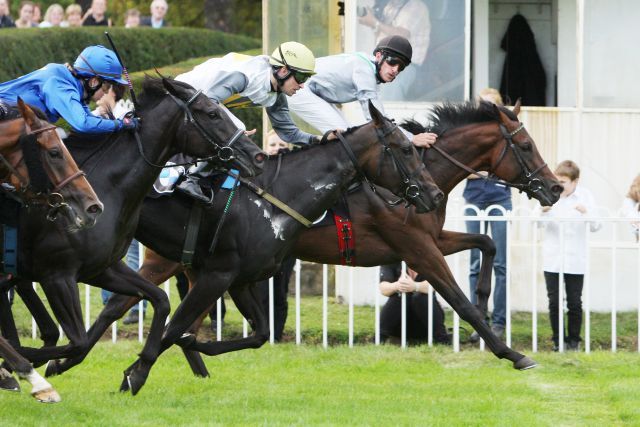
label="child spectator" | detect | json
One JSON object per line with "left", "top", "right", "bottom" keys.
{"left": 124, "top": 8, "right": 140, "bottom": 28}
{"left": 14, "top": 1, "right": 36, "bottom": 28}
{"left": 62, "top": 3, "right": 82, "bottom": 27}
{"left": 39, "top": 3, "right": 63, "bottom": 27}
{"left": 541, "top": 160, "right": 600, "bottom": 351}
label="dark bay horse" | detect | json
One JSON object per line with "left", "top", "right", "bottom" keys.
{"left": 45, "top": 102, "right": 443, "bottom": 394}
{"left": 0, "top": 77, "right": 264, "bottom": 393}
{"left": 0, "top": 99, "right": 104, "bottom": 403}
{"left": 47, "top": 100, "right": 561, "bottom": 378}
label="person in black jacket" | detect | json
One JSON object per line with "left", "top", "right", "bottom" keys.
{"left": 379, "top": 263, "right": 450, "bottom": 345}
{"left": 0, "top": 0, "right": 15, "bottom": 28}
{"left": 140, "top": 0, "right": 169, "bottom": 28}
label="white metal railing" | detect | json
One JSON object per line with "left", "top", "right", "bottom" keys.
{"left": 25, "top": 206, "right": 640, "bottom": 353}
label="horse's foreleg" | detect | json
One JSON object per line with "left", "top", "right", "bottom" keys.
{"left": 15, "top": 279, "right": 60, "bottom": 348}
{"left": 407, "top": 245, "right": 536, "bottom": 370}
{"left": 437, "top": 230, "right": 496, "bottom": 318}
{"left": 0, "top": 336, "right": 61, "bottom": 402}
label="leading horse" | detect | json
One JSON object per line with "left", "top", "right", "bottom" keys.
{"left": 49, "top": 102, "right": 443, "bottom": 394}
{"left": 0, "top": 98, "right": 104, "bottom": 403}
{"left": 0, "top": 77, "right": 265, "bottom": 393}
{"left": 47, "top": 100, "right": 561, "bottom": 380}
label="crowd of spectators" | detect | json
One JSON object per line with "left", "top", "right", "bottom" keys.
{"left": 0, "top": 0, "right": 169, "bottom": 29}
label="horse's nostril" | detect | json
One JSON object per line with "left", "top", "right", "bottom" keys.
{"left": 434, "top": 192, "right": 444, "bottom": 202}
{"left": 87, "top": 204, "right": 103, "bottom": 215}
{"left": 552, "top": 184, "right": 563, "bottom": 194}
{"left": 255, "top": 153, "right": 266, "bottom": 163}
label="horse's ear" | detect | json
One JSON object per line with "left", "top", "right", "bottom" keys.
{"left": 513, "top": 98, "right": 521, "bottom": 116}
{"left": 162, "top": 78, "right": 180, "bottom": 97}
{"left": 17, "top": 97, "right": 36, "bottom": 131}
{"left": 368, "top": 100, "right": 384, "bottom": 126}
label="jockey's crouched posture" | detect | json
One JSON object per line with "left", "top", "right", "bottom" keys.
{"left": 175, "top": 41, "right": 336, "bottom": 203}
{"left": 0, "top": 45, "right": 138, "bottom": 133}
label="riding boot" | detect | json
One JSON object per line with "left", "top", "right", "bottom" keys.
{"left": 176, "top": 162, "right": 216, "bottom": 204}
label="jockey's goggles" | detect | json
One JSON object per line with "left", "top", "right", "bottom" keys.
{"left": 290, "top": 69, "right": 312, "bottom": 84}
{"left": 385, "top": 55, "right": 407, "bottom": 72}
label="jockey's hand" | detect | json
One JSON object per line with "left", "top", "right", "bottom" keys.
{"left": 326, "top": 129, "right": 344, "bottom": 141}
{"left": 412, "top": 132, "right": 437, "bottom": 148}
{"left": 244, "top": 128, "right": 257, "bottom": 137}
{"left": 120, "top": 116, "right": 140, "bottom": 132}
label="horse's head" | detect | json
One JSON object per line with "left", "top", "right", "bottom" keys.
{"left": 489, "top": 100, "right": 562, "bottom": 206}
{"left": 347, "top": 102, "right": 443, "bottom": 213}
{"left": 161, "top": 78, "right": 265, "bottom": 177}
{"left": 17, "top": 99, "right": 104, "bottom": 230}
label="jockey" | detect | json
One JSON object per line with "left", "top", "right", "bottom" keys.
{"left": 287, "top": 35, "right": 437, "bottom": 148}
{"left": 0, "top": 45, "right": 138, "bottom": 133}
{"left": 176, "top": 41, "right": 332, "bottom": 203}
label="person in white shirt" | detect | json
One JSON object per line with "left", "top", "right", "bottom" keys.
{"left": 620, "top": 174, "right": 640, "bottom": 242}
{"left": 540, "top": 160, "right": 600, "bottom": 351}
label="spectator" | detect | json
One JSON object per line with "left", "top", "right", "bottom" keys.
{"left": 30, "top": 1, "right": 39, "bottom": 25}
{"left": 0, "top": 0, "right": 16, "bottom": 28}
{"left": 379, "top": 263, "right": 450, "bottom": 345}
{"left": 39, "top": 3, "right": 63, "bottom": 27}
{"left": 62, "top": 3, "right": 82, "bottom": 27}
{"left": 124, "top": 7, "right": 140, "bottom": 28}
{"left": 541, "top": 160, "right": 600, "bottom": 351}
{"left": 465, "top": 88, "right": 511, "bottom": 343}
{"left": 141, "top": 0, "right": 168, "bottom": 28}
{"left": 358, "top": 0, "right": 430, "bottom": 101}
{"left": 82, "top": 0, "right": 110, "bottom": 27}
{"left": 620, "top": 174, "right": 640, "bottom": 242}
{"left": 14, "top": 1, "right": 36, "bottom": 28}
{"left": 265, "top": 129, "right": 288, "bottom": 154}
{"left": 287, "top": 35, "right": 436, "bottom": 148}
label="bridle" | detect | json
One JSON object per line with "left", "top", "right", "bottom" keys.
{"left": 0, "top": 124, "right": 87, "bottom": 219}
{"left": 134, "top": 89, "right": 244, "bottom": 169}
{"left": 335, "top": 122, "right": 427, "bottom": 205}
{"left": 429, "top": 121, "right": 546, "bottom": 194}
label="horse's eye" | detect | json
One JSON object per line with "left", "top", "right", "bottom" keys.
{"left": 48, "top": 149, "right": 62, "bottom": 159}
{"left": 402, "top": 147, "right": 413, "bottom": 155}
{"left": 520, "top": 141, "right": 532, "bottom": 151}
{"left": 208, "top": 111, "right": 218, "bottom": 118}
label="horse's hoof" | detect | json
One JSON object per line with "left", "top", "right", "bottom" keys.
{"left": 514, "top": 356, "right": 538, "bottom": 370}
{"left": 32, "top": 387, "right": 61, "bottom": 403}
{"left": 119, "top": 373, "right": 131, "bottom": 393}
{"left": 44, "top": 360, "right": 61, "bottom": 377}
{"left": 0, "top": 374, "right": 20, "bottom": 392}
{"left": 128, "top": 366, "right": 150, "bottom": 396}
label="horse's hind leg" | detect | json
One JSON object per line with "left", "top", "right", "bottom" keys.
{"left": 0, "top": 336, "right": 60, "bottom": 402}
{"left": 437, "top": 230, "right": 496, "bottom": 319}
{"left": 179, "top": 284, "right": 269, "bottom": 356}
{"left": 16, "top": 279, "right": 60, "bottom": 348}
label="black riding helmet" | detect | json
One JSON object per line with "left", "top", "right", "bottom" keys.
{"left": 373, "top": 35, "right": 413, "bottom": 83}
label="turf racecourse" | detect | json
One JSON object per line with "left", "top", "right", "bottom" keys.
{"left": 1, "top": 342, "right": 639, "bottom": 426}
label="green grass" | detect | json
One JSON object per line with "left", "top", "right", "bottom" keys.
{"left": 1, "top": 342, "right": 640, "bottom": 425}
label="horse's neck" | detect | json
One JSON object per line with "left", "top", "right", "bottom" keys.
{"left": 266, "top": 142, "right": 357, "bottom": 221}
{"left": 0, "top": 120, "right": 24, "bottom": 150}
{"left": 428, "top": 124, "right": 497, "bottom": 194}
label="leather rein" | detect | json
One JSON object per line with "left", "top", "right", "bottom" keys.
{"left": 429, "top": 122, "right": 546, "bottom": 194}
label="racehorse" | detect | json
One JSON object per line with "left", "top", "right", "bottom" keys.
{"left": 44, "top": 100, "right": 561, "bottom": 379}
{"left": 42, "top": 101, "right": 443, "bottom": 394}
{"left": 0, "top": 98, "right": 104, "bottom": 403}
{"left": 0, "top": 77, "right": 265, "bottom": 393}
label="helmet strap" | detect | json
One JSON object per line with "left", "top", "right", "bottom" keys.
{"left": 272, "top": 67, "right": 290, "bottom": 92}
{"left": 81, "top": 77, "right": 103, "bottom": 103}
{"left": 375, "top": 53, "right": 387, "bottom": 84}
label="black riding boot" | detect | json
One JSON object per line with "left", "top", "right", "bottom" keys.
{"left": 176, "top": 162, "right": 216, "bottom": 204}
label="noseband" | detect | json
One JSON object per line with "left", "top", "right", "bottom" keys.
{"left": 430, "top": 121, "right": 546, "bottom": 194}
{"left": 335, "top": 124, "right": 427, "bottom": 204}
{"left": 0, "top": 124, "right": 87, "bottom": 219}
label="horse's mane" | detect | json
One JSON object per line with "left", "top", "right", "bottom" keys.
{"left": 401, "top": 100, "right": 518, "bottom": 135}
{"left": 266, "top": 124, "right": 365, "bottom": 159}
{"left": 2, "top": 103, "right": 48, "bottom": 121}
{"left": 136, "top": 76, "right": 197, "bottom": 111}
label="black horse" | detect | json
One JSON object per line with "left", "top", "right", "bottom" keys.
{"left": 46, "top": 102, "right": 444, "bottom": 394}
{"left": 0, "top": 77, "right": 264, "bottom": 391}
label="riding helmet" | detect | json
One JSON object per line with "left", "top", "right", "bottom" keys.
{"left": 269, "top": 41, "right": 316, "bottom": 74}
{"left": 374, "top": 35, "right": 413, "bottom": 66}
{"left": 73, "top": 45, "right": 127, "bottom": 85}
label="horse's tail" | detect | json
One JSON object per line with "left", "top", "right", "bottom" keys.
{"left": 399, "top": 119, "right": 426, "bottom": 136}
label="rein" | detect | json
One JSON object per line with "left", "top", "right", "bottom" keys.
{"left": 430, "top": 122, "right": 545, "bottom": 194}
{"left": 132, "top": 90, "right": 243, "bottom": 170}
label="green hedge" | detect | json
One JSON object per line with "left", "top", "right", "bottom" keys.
{"left": 0, "top": 27, "right": 260, "bottom": 82}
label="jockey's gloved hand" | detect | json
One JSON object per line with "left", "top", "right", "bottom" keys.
{"left": 119, "top": 115, "right": 140, "bottom": 132}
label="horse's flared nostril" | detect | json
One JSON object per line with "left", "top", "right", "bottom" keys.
{"left": 434, "top": 191, "right": 445, "bottom": 203}
{"left": 255, "top": 152, "right": 266, "bottom": 164}
{"left": 551, "top": 184, "right": 563, "bottom": 194}
{"left": 87, "top": 203, "right": 103, "bottom": 216}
